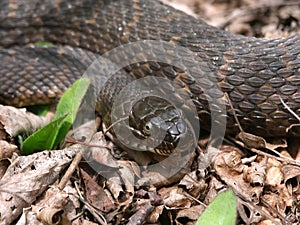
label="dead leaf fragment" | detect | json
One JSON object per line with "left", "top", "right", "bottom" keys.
{"left": 0, "top": 105, "right": 49, "bottom": 139}
{"left": 81, "top": 169, "right": 116, "bottom": 213}
{"left": 127, "top": 200, "right": 154, "bottom": 225}
{"left": 179, "top": 171, "right": 208, "bottom": 198}
{"left": 176, "top": 204, "right": 205, "bottom": 224}
{"left": 146, "top": 205, "right": 164, "bottom": 223}
{"left": 159, "top": 187, "right": 192, "bottom": 209}
{"left": 265, "top": 158, "right": 283, "bottom": 187}
{"left": 0, "top": 146, "right": 79, "bottom": 224}
{"left": 214, "top": 150, "right": 266, "bottom": 204}
{"left": 0, "top": 140, "right": 18, "bottom": 160}
{"left": 34, "top": 187, "right": 69, "bottom": 225}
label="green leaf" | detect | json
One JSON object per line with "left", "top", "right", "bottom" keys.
{"left": 21, "top": 78, "right": 90, "bottom": 155}
{"left": 22, "top": 114, "right": 69, "bottom": 155}
{"left": 196, "top": 190, "right": 237, "bottom": 225}
{"left": 54, "top": 77, "right": 90, "bottom": 121}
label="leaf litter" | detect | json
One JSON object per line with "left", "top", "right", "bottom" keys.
{"left": 1, "top": 0, "right": 300, "bottom": 224}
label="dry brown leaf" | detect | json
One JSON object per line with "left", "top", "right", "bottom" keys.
{"left": 214, "top": 150, "right": 266, "bottom": 203}
{"left": 257, "top": 219, "right": 281, "bottom": 225}
{"left": 159, "top": 187, "right": 191, "bottom": 209}
{"left": 243, "top": 157, "right": 267, "bottom": 186}
{"left": 265, "top": 158, "right": 283, "bottom": 187}
{"left": 81, "top": 169, "right": 116, "bottom": 213}
{"left": 0, "top": 146, "right": 79, "bottom": 224}
{"left": 33, "top": 187, "right": 69, "bottom": 225}
{"left": 15, "top": 207, "right": 41, "bottom": 225}
{"left": 135, "top": 189, "right": 163, "bottom": 210}
{"left": 203, "top": 176, "right": 225, "bottom": 206}
{"left": 0, "top": 105, "right": 48, "bottom": 140}
{"left": 262, "top": 190, "right": 293, "bottom": 219}
{"left": 105, "top": 178, "right": 127, "bottom": 204}
{"left": 127, "top": 200, "right": 154, "bottom": 225}
{"left": 137, "top": 151, "right": 195, "bottom": 188}
{"left": 134, "top": 189, "right": 164, "bottom": 223}
{"left": 0, "top": 159, "right": 10, "bottom": 181}
{"left": 15, "top": 183, "right": 86, "bottom": 225}
{"left": 62, "top": 185, "right": 82, "bottom": 225}
{"left": 137, "top": 169, "right": 179, "bottom": 188}
{"left": 175, "top": 204, "right": 205, "bottom": 224}
{"left": 282, "top": 164, "right": 300, "bottom": 194}
{"left": 85, "top": 132, "right": 138, "bottom": 198}
{"left": 237, "top": 199, "right": 263, "bottom": 224}
{"left": 146, "top": 205, "right": 164, "bottom": 223}
{"left": 0, "top": 140, "right": 18, "bottom": 160}
{"left": 179, "top": 171, "right": 207, "bottom": 199}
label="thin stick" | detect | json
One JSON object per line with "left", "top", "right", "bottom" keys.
{"left": 224, "top": 92, "right": 244, "bottom": 133}
{"left": 58, "top": 118, "right": 100, "bottom": 189}
{"left": 279, "top": 96, "right": 300, "bottom": 121}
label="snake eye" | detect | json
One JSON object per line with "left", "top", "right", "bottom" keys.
{"left": 143, "top": 122, "right": 152, "bottom": 136}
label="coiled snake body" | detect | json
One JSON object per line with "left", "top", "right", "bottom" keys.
{"left": 0, "top": 0, "right": 300, "bottom": 154}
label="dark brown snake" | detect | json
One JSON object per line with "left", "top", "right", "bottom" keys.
{"left": 0, "top": 0, "right": 300, "bottom": 155}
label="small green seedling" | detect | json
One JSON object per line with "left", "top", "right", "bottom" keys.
{"left": 22, "top": 78, "right": 90, "bottom": 155}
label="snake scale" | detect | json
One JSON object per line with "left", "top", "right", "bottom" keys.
{"left": 0, "top": 0, "right": 300, "bottom": 154}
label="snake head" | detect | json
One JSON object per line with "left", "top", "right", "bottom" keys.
{"left": 128, "top": 96, "right": 194, "bottom": 156}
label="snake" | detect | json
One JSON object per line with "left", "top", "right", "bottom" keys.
{"left": 0, "top": 0, "right": 300, "bottom": 155}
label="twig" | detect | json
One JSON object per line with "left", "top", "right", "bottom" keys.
{"left": 183, "top": 192, "right": 207, "bottom": 208}
{"left": 224, "top": 92, "right": 244, "bottom": 133}
{"left": 104, "top": 117, "right": 127, "bottom": 134}
{"left": 237, "top": 198, "right": 282, "bottom": 225}
{"left": 224, "top": 93, "right": 267, "bottom": 148}
{"left": 58, "top": 118, "right": 100, "bottom": 190}
{"left": 247, "top": 147, "right": 300, "bottom": 167}
{"left": 65, "top": 138, "right": 109, "bottom": 149}
{"left": 279, "top": 96, "right": 300, "bottom": 122}
{"left": 74, "top": 182, "right": 107, "bottom": 225}
{"left": 260, "top": 198, "right": 291, "bottom": 225}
